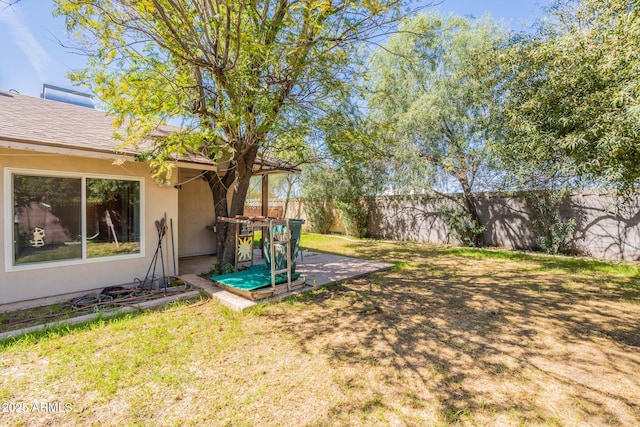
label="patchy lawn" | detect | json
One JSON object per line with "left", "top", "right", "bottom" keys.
{"left": 1, "top": 235, "right": 639, "bottom": 426}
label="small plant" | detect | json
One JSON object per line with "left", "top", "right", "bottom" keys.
{"left": 441, "top": 205, "right": 487, "bottom": 247}
{"left": 522, "top": 189, "right": 576, "bottom": 254}
{"left": 392, "top": 261, "right": 410, "bottom": 271}
{"left": 222, "top": 263, "right": 237, "bottom": 274}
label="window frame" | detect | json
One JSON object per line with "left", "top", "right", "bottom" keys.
{"left": 4, "top": 168, "right": 145, "bottom": 272}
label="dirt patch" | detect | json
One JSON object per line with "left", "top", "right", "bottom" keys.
{"left": 0, "top": 280, "right": 194, "bottom": 334}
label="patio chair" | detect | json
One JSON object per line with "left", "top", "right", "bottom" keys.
{"left": 263, "top": 219, "right": 304, "bottom": 290}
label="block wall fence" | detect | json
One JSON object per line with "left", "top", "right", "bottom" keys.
{"left": 252, "top": 190, "right": 640, "bottom": 261}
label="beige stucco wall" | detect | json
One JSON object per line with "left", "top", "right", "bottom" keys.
{"left": 177, "top": 169, "right": 217, "bottom": 256}
{"left": 0, "top": 147, "right": 179, "bottom": 308}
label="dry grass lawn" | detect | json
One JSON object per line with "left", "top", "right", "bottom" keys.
{"left": 1, "top": 235, "right": 639, "bottom": 426}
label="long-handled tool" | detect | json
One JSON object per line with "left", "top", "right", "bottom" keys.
{"left": 156, "top": 217, "right": 167, "bottom": 291}
{"left": 141, "top": 216, "right": 167, "bottom": 290}
{"left": 170, "top": 218, "right": 177, "bottom": 276}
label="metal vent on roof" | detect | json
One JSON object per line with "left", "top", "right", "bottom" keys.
{"left": 41, "top": 84, "right": 94, "bottom": 109}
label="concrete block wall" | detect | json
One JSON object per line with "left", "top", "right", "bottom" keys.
{"left": 279, "top": 191, "right": 640, "bottom": 261}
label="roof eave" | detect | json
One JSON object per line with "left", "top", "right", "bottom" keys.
{"left": 0, "top": 138, "right": 219, "bottom": 171}
{"left": 0, "top": 137, "right": 137, "bottom": 162}
{"left": 0, "top": 137, "right": 298, "bottom": 174}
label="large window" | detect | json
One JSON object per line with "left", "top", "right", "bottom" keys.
{"left": 10, "top": 171, "right": 142, "bottom": 268}
{"left": 86, "top": 178, "right": 141, "bottom": 258}
{"left": 13, "top": 175, "right": 82, "bottom": 265}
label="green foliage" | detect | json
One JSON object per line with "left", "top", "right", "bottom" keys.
{"left": 334, "top": 169, "right": 370, "bottom": 238}
{"left": 497, "top": 0, "right": 640, "bottom": 193}
{"left": 86, "top": 179, "right": 139, "bottom": 206}
{"left": 302, "top": 163, "right": 372, "bottom": 237}
{"left": 246, "top": 173, "right": 301, "bottom": 202}
{"left": 368, "top": 13, "right": 507, "bottom": 194}
{"left": 441, "top": 205, "right": 487, "bottom": 247}
{"left": 317, "top": 108, "right": 386, "bottom": 238}
{"left": 54, "top": 0, "right": 410, "bottom": 268}
{"left": 301, "top": 166, "right": 338, "bottom": 234}
{"left": 222, "top": 263, "right": 237, "bottom": 275}
{"left": 522, "top": 190, "right": 576, "bottom": 255}
{"left": 336, "top": 198, "right": 368, "bottom": 238}
{"left": 54, "top": 0, "right": 407, "bottom": 178}
{"left": 13, "top": 175, "right": 81, "bottom": 208}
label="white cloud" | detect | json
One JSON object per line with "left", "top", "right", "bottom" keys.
{"left": 0, "top": 5, "right": 52, "bottom": 82}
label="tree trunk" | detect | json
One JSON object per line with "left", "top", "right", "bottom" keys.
{"left": 205, "top": 143, "right": 259, "bottom": 273}
{"left": 459, "top": 180, "right": 485, "bottom": 247}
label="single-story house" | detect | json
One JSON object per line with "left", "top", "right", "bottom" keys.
{"left": 0, "top": 89, "right": 292, "bottom": 310}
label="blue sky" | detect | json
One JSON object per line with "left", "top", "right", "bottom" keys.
{"left": 0, "top": 1, "right": 550, "bottom": 98}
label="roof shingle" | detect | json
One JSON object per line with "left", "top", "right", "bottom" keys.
{"left": 0, "top": 90, "right": 299, "bottom": 173}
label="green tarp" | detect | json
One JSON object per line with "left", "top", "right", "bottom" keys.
{"left": 212, "top": 219, "right": 304, "bottom": 291}
{"left": 211, "top": 264, "right": 301, "bottom": 291}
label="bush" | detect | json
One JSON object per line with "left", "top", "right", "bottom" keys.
{"left": 522, "top": 189, "right": 576, "bottom": 254}
{"left": 335, "top": 168, "right": 370, "bottom": 238}
{"left": 302, "top": 163, "right": 375, "bottom": 237}
{"left": 305, "top": 197, "right": 336, "bottom": 234}
{"left": 441, "top": 205, "right": 487, "bottom": 247}
{"left": 336, "top": 196, "right": 368, "bottom": 238}
{"left": 301, "top": 166, "right": 338, "bottom": 234}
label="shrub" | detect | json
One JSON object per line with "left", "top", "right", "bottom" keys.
{"left": 301, "top": 166, "right": 338, "bottom": 234}
{"left": 336, "top": 196, "right": 368, "bottom": 238}
{"left": 522, "top": 189, "right": 576, "bottom": 254}
{"left": 304, "top": 197, "right": 336, "bottom": 234}
{"left": 335, "top": 168, "right": 370, "bottom": 238}
{"left": 302, "top": 164, "right": 374, "bottom": 237}
{"left": 441, "top": 205, "right": 487, "bottom": 247}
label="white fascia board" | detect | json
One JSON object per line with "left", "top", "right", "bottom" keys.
{"left": 0, "top": 139, "right": 137, "bottom": 162}
{"left": 0, "top": 139, "right": 218, "bottom": 171}
{"left": 175, "top": 161, "right": 217, "bottom": 171}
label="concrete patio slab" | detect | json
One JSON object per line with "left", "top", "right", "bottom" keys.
{"left": 179, "top": 274, "right": 257, "bottom": 311}
{"left": 297, "top": 251, "right": 393, "bottom": 289}
{"left": 180, "top": 250, "right": 393, "bottom": 311}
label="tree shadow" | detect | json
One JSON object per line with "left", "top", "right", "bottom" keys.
{"left": 366, "top": 192, "right": 640, "bottom": 261}
{"left": 573, "top": 196, "right": 640, "bottom": 260}
{"left": 265, "top": 247, "right": 640, "bottom": 424}
{"left": 367, "top": 195, "right": 451, "bottom": 244}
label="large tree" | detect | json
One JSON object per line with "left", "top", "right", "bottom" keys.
{"left": 368, "top": 13, "right": 508, "bottom": 245}
{"left": 55, "top": 0, "right": 413, "bottom": 270}
{"left": 497, "top": 0, "right": 640, "bottom": 193}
